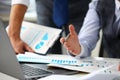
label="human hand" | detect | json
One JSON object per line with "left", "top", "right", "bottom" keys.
{"left": 118, "top": 63, "right": 120, "bottom": 71}
{"left": 9, "top": 38, "right": 34, "bottom": 54}
{"left": 60, "top": 24, "right": 81, "bottom": 56}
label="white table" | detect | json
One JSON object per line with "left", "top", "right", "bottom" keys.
{"left": 0, "top": 57, "right": 120, "bottom": 80}
{"left": 0, "top": 72, "right": 18, "bottom": 80}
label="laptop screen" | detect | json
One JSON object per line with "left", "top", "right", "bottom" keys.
{"left": 0, "top": 21, "right": 25, "bottom": 80}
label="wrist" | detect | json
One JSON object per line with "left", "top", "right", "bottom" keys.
{"left": 8, "top": 29, "right": 21, "bottom": 41}
{"left": 75, "top": 44, "right": 81, "bottom": 55}
{"left": 7, "top": 26, "right": 20, "bottom": 40}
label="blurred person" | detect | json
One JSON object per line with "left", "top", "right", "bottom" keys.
{"left": 0, "top": 0, "right": 11, "bottom": 27}
{"left": 60, "top": 0, "right": 120, "bottom": 58}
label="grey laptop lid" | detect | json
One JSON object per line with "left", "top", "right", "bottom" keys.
{"left": 0, "top": 21, "right": 25, "bottom": 80}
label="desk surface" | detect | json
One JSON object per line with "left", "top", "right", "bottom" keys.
{"left": 0, "top": 57, "right": 120, "bottom": 80}
{"left": 0, "top": 72, "right": 18, "bottom": 80}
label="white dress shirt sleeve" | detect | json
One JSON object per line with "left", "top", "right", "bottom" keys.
{"left": 12, "top": 0, "right": 30, "bottom": 7}
{"left": 68, "top": 0, "right": 101, "bottom": 58}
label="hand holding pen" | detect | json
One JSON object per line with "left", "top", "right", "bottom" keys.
{"left": 60, "top": 24, "right": 81, "bottom": 56}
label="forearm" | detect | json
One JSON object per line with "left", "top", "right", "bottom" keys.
{"left": 8, "top": 4, "right": 27, "bottom": 41}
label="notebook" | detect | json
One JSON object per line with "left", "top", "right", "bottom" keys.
{"left": 0, "top": 21, "right": 53, "bottom": 80}
{"left": 6, "top": 21, "right": 62, "bottom": 55}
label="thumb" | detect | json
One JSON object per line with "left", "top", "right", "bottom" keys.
{"left": 69, "top": 24, "right": 76, "bottom": 36}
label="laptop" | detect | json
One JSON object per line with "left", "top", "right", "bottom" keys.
{"left": 0, "top": 21, "right": 53, "bottom": 80}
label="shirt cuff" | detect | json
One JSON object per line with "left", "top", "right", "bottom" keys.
{"left": 12, "top": 0, "right": 30, "bottom": 7}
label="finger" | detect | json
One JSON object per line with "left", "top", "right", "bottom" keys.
{"left": 24, "top": 43, "right": 34, "bottom": 52}
{"left": 65, "top": 45, "right": 77, "bottom": 54}
{"left": 69, "top": 24, "right": 76, "bottom": 36}
{"left": 64, "top": 42, "right": 70, "bottom": 48}
{"left": 72, "top": 50, "right": 77, "bottom": 54}
{"left": 26, "top": 46, "right": 35, "bottom": 52}
{"left": 60, "top": 37, "right": 66, "bottom": 44}
{"left": 66, "top": 46, "right": 73, "bottom": 51}
{"left": 16, "top": 50, "right": 25, "bottom": 54}
{"left": 15, "top": 48, "right": 25, "bottom": 54}
{"left": 28, "top": 47, "right": 34, "bottom": 52}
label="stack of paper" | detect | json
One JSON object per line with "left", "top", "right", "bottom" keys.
{"left": 48, "top": 57, "right": 120, "bottom": 73}
{"left": 17, "top": 52, "right": 119, "bottom": 74}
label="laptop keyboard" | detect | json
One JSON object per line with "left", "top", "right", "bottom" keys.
{"left": 21, "top": 64, "right": 53, "bottom": 77}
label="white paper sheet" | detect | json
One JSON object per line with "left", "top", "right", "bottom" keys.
{"left": 6, "top": 21, "right": 62, "bottom": 55}
{"left": 38, "top": 73, "right": 120, "bottom": 80}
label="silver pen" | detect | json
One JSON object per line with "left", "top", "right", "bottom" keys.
{"left": 65, "top": 33, "right": 70, "bottom": 42}
{"left": 63, "top": 33, "right": 70, "bottom": 44}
